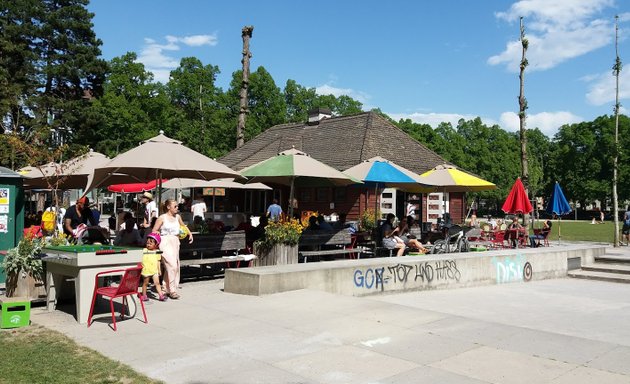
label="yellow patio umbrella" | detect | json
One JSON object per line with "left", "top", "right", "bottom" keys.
{"left": 416, "top": 164, "right": 496, "bottom": 221}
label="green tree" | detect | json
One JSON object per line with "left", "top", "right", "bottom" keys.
{"left": 36, "top": 0, "right": 108, "bottom": 143}
{"left": 166, "top": 57, "right": 226, "bottom": 156}
{"left": 84, "top": 53, "right": 169, "bottom": 156}
{"left": 283, "top": 79, "right": 318, "bottom": 123}
{"left": 227, "top": 67, "right": 286, "bottom": 142}
{"left": 0, "top": 0, "right": 41, "bottom": 134}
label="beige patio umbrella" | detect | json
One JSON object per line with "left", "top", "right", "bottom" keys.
{"left": 240, "top": 148, "right": 361, "bottom": 217}
{"left": 161, "top": 178, "right": 270, "bottom": 190}
{"left": 84, "top": 132, "right": 242, "bottom": 196}
{"left": 18, "top": 151, "right": 120, "bottom": 190}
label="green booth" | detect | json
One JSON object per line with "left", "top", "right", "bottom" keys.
{"left": 0, "top": 167, "right": 25, "bottom": 284}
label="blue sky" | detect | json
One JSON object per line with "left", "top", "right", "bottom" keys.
{"left": 88, "top": 0, "right": 630, "bottom": 137}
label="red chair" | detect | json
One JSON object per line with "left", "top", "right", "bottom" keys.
{"left": 489, "top": 231, "right": 508, "bottom": 249}
{"left": 87, "top": 265, "right": 147, "bottom": 331}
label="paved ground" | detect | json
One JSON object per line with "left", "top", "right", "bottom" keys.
{"left": 32, "top": 248, "right": 630, "bottom": 384}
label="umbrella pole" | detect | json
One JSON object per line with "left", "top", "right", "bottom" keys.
{"left": 374, "top": 184, "right": 379, "bottom": 228}
{"left": 288, "top": 177, "right": 295, "bottom": 219}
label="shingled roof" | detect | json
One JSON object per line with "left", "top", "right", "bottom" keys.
{"left": 219, "top": 111, "right": 448, "bottom": 174}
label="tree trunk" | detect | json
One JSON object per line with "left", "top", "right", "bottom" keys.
{"left": 236, "top": 26, "right": 254, "bottom": 148}
{"left": 518, "top": 17, "right": 530, "bottom": 225}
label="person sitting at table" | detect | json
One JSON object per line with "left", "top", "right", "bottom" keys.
{"left": 317, "top": 214, "right": 333, "bottom": 231}
{"left": 63, "top": 196, "right": 100, "bottom": 243}
{"left": 506, "top": 217, "right": 523, "bottom": 248}
{"left": 114, "top": 214, "right": 144, "bottom": 246}
{"left": 392, "top": 217, "right": 429, "bottom": 253}
{"left": 529, "top": 220, "right": 552, "bottom": 247}
{"left": 382, "top": 228, "right": 406, "bottom": 256}
{"left": 303, "top": 216, "right": 320, "bottom": 232}
{"left": 488, "top": 216, "right": 497, "bottom": 230}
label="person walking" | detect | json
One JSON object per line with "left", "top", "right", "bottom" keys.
{"left": 141, "top": 192, "right": 158, "bottom": 229}
{"left": 152, "top": 199, "right": 193, "bottom": 300}
{"left": 267, "top": 199, "right": 283, "bottom": 221}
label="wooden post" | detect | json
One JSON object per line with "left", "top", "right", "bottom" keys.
{"left": 237, "top": 26, "right": 254, "bottom": 148}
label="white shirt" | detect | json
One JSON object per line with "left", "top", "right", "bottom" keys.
{"left": 191, "top": 200, "right": 206, "bottom": 218}
{"left": 145, "top": 201, "right": 158, "bottom": 222}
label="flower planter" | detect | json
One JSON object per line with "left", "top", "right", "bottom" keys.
{"left": 253, "top": 244, "right": 298, "bottom": 266}
{"left": 5, "top": 269, "right": 46, "bottom": 300}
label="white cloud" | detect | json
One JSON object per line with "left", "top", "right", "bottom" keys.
{"left": 136, "top": 34, "right": 218, "bottom": 83}
{"left": 315, "top": 83, "right": 370, "bottom": 104}
{"left": 386, "top": 112, "right": 497, "bottom": 128}
{"left": 499, "top": 110, "right": 583, "bottom": 136}
{"left": 489, "top": 0, "right": 614, "bottom": 72}
{"left": 585, "top": 67, "right": 630, "bottom": 105}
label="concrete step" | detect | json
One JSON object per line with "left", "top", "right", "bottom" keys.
{"left": 568, "top": 269, "right": 630, "bottom": 284}
{"left": 594, "top": 255, "right": 630, "bottom": 264}
{"left": 581, "top": 263, "right": 630, "bottom": 275}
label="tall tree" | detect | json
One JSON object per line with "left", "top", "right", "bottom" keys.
{"left": 612, "top": 15, "right": 622, "bottom": 246}
{"left": 284, "top": 79, "right": 318, "bottom": 123}
{"left": 0, "top": 0, "right": 42, "bottom": 135}
{"left": 36, "top": 0, "right": 108, "bottom": 144}
{"left": 86, "top": 53, "right": 169, "bottom": 156}
{"left": 518, "top": 17, "right": 530, "bottom": 220}
{"left": 167, "top": 57, "right": 222, "bottom": 156}
{"left": 227, "top": 67, "right": 286, "bottom": 142}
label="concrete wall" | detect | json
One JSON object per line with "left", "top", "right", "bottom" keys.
{"left": 224, "top": 244, "right": 605, "bottom": 296}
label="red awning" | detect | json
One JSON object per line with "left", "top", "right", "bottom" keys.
{"left": 107, "top": 179, "right": 166, "bottom": 193}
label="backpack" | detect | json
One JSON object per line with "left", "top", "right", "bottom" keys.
{"left": 41, "top": 210, "right": 57, "bottom": 233}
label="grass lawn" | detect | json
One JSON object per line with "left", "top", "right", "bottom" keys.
{"left": 537, "top": 220, "right": 615, "bottom": 243}
{"left": 0, "top": 325, "right": 162, "bottom": 384}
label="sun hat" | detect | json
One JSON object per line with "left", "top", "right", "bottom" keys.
{"left": 142, "top": 192, "right": 153, "bottom": 200}
{"left": 146, "top": 232, "right": 161, "bottom": 245}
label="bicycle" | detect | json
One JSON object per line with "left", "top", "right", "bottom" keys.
{"left": 430, "top": 225, "right": 470, "bottom": 254}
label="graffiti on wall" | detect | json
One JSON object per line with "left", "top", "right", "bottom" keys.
{"left": 353, "top": 260, "right": 461, "bottom": 291}
{"left": 492, "top": 254, "right": 532, "bottom": 283}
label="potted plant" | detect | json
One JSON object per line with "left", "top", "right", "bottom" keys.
{"left": 359, "top": 208, "right": 379, "bottom": 239}
{"left": 253, "top": 216, "right": 303, "bottom": 266}
{"left": 2, "top": 234, "right": 47, "bottom": 299}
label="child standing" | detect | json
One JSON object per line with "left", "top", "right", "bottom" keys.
{"left": 140, "top": 232, "right": 167, "bottom": 301}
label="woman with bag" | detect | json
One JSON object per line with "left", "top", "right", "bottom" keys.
{"left": 152, "top": 199, "right": 193, "bottom": 299}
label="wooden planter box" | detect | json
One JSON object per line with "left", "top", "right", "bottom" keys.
{"left": 5, "top": 270, "right": 46, "bottom": 300}
{"left": 253, "top": 244, "right": 298, "bottom": 266}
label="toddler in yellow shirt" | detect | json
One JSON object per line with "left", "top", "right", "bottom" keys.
{"left": 140, "top": 232, "right": 167, "bottom": 302}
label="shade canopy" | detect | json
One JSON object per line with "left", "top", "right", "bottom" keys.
{"left": 85, "top": 133, "right": 242, "bottom": 192}
{"left": 343, "top": 156, "right": 428, "bottom": 191}
{"left": 161, "top": 178, "right": 271, "bottom": 190}
{"left": 416, "top": 164, "right": 496, "bottom": 193}
{"left": 502, "top": 178, "right": 533, "bottom": 214}
{"left": 240, "top": 148, "right": 360, "bottom": 216}
{"left": 546, "top": 182, "right": 572, "bottom": 216}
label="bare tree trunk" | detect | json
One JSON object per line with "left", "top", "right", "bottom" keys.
{"left": 237, "top": 26, "right": 254, "bottom": 148}
{"left": 519, "top": 17, "right": 530, "bottom": 224}
{"left": 613, "top": 15, "right": 621, "bottom": 246}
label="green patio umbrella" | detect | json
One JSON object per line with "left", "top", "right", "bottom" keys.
{"left": 240, "top": 148, "right": 361, "bottom": 217}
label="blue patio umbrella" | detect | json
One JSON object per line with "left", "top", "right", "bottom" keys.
{"left": 344, "top": 156, "right": 429, "bottom": 225}
{"left": 546, "top": 182, "right": 572, "bottom": 243}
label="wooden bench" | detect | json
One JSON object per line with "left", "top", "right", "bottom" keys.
{"left": 179, "top": 231, "right": 256, "bottom": 270}
{"left": 298, "top": 230, "right": 360, "bottom": 262}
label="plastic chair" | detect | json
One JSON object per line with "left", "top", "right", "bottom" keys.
{"left": 87, "top": 264, "right": 147, "bottom": 331}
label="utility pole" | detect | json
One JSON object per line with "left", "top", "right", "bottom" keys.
{"left": 613, "top": 15, "right": 621, "bottom": 246}
{"left": 518, "top": 17, "right": 530, "bottom": 224}
{"left": 237, "top": 25, "right": 254, "bottom": 148}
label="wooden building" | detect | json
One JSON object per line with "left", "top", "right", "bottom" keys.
{"left": 219, "top": 110, "right": 466, "bottom": 223}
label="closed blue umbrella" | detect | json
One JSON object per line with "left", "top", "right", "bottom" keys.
{"left": 546, "top": 182, "right": 572, "bottom": 243}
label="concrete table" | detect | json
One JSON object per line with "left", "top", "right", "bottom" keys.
{"left": 42, "top": 245, "right": 144, "bottom": 324}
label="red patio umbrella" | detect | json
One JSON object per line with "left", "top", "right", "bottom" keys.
{"left": 502, "top": 178, "right": 533, "bottom": 214}
{"left": 107, "top": 179, "right": 165, "bottom": 193}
